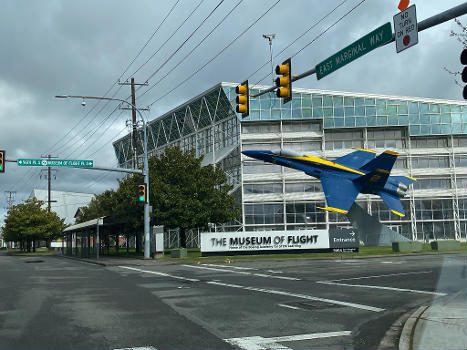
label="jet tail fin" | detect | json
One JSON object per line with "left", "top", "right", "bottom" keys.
{"left": 356, "top": 150, "right": 398, "bottom": 191}
{"left": 378, "top": 191, "right": 405, "bottom": 217}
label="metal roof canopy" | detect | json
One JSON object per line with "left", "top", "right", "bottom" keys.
{"left": 63, "top": 216, "right": 121, "bottom": 233}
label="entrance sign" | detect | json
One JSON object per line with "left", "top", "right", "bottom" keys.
{"left": 17, "top": 159, "right": 94, "bottom": 167}
{"left": 201, "top": 229, "right": 358, "bottom": 256}
{"left": 393, "top": 5, "right": 418, "bottom": 53}
{"left": 316, "top": 22, "right": 393, "bottom": 80}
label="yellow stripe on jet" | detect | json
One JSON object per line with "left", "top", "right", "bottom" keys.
{"left": 351, "top": 147, "right": 376, "bottom": 153}
{"left": 383, "top": 150, "right": 399, "bottom": 156}
{"left": 316, "top": 206, "right": 349, "bottom": 214}
{"left": 391, "top": 210, "right": 405, "bottom": 217}
{"left": 290, "top": 155, "right": 365, "bottom": 175}
{"left": 405, "top": 175, "right": 417, "bottom": 181}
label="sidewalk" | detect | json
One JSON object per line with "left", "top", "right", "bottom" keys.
{"left": 399, "top": 296, "right": 467, "bottom": 350}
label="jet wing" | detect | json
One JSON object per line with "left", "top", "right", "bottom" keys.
{"left": 317, "top": 174, "right": 360, "bottom": 214}
{"left": 334, "top": 148, "right": 376, "bottom": 168}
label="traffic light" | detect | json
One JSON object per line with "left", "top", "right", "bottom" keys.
{"left": 0, "top": 150, "right": 4, "bottom": 173}
{"left": 461, "top": 49, "right": 467, "bottom": 100}
{"left": 235, "top": 80, "right": 249, "bottom": 118}
{"left": 138, "top": 184, "right": 147, "bottom": 203}
{"left": 275, "top": 58, "right": 292, "bottom": 104}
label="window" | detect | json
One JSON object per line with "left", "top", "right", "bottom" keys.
{"left": 285, "top": 182, "right": 322, "bottom": 193}
{"left": 411, "top": 137, "right": 448, "bottom": 148}
{"left": 367, "top": 129, "right": 405, "bottom": 149}
{"left": 243, "top": 163, "right": 281, "bottom": 174}
{"left": 285, "top": 201, "right": 325, "bottom": 224}
{"left": 244, "top": 183, "right": 282, "bottom": 194}
{"left": 283, "top": 141, "right": 321, "bottom": 152}
{"left": 282, "top": 121, "right": 321, "bottom": 132}
{"left": 244, "top": 203, "right": 284, "bottom": 225}
{"left": 413, "top": 178, "right": 451, "bottom": 190}
{"left": 324, "top": 130, "right": 363, "bottom": 150}
{"left": 411, "top": 156, "right": 449, "bottom": 169}
{"left": 242, "top": 122, "right": 280, "bottom": 134}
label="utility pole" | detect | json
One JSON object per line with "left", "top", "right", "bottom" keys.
{"left": 4, "top": 191, "right": 15, "bottom": 209}
{"left": 40, "top": 154, "right": 58, "bottom": 212}
{"left": 118, "top": 78, "right": 149, "bottom": 169}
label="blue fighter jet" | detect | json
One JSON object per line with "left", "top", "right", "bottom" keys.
{"left": 242, "top": 148, "right": 416, "bottom": 217}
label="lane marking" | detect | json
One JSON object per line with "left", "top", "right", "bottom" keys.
{"left": 114, "top": 347, "right": 157, "bottom": 350}
{"left": 278, "top": 303, "right": 303, "bottom": 310}
{"left": 203, "top": 263, "right": 256, "bottom": 270}
{"left": 118, "top": 266, "right": 200, "bottom": 282}
{"left": 183, "top": 264, "right": 301, "bottom": 281}
{"left": 183, "top": 264, "right": 251, "bottom": 275}
{"left": 225, "top": 331, "right": 351, "bottom": 350}
{"left": 207, "top": 281, "right": 384, "bottom": 312}
{"left": 326, "top": 270, "right": 432, "bottom": 282}
{"left": 318, "top": 281, "right": 447, "bottom": 296}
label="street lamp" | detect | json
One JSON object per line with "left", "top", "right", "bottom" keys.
{"left": 55, "top": 94, "right": 151, "bottom": 259}
{"left": 262, "top": 34, "right": 276, "bottom": 86}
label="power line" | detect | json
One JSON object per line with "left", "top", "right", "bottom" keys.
{"left": 145, "top": 0, "right": 282, "bottom": 108}
{"left": 252, "top": 0, "right": 368, "bottom": 86}
{"left": 140, "top": 0, "right": 226, "bottom": 85}
{"left": 118, "top": 0, "right": 181, "bottom": 83}
{"left": 45, "top": 1, "right": 180, "bottom": 156}
{"left": 129, "top": 0, "right": 206, "bottom": 79}
{"left": 246, "top": 0, "right": 351, "bottom": 82}
{"left": 137, "top": 0, "right": 244, "bottom": 102}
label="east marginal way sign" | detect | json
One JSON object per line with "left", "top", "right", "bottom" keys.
{"left": 316, "top": 22, "right": 393, "bottom": 80}
{"left": 17, "top": 159, "right": 94, "bottom": 167}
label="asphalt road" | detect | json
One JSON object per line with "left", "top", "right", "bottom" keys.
{"left": 0, "top": 251, "right": 465, "bottom": 350}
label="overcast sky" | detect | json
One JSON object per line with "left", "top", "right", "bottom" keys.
{"left": 0, "top": 0, "right": 465, "bottom": 221}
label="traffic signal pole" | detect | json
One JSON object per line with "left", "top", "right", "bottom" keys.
{"left": 55, "top": 94, "right": 151, "bottom": 259}
{"left": 251, "top": 2, "right": 467, "bottom": 99}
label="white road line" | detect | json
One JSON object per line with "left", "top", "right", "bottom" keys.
{"left": 183, "top": 264, "right": 251, "bottom": 275}
{"left": 225, "top": 331, "right": 351, "bottom": 350}
{"left": 325, "top": 270, "right": 433, "bottom": 282}
{"left": 183, "top": 264, "right": 301, "bottom": 281}
{"left": 203, "top": 263, "right": 257, "bottom": 270}
{"left": 114, "top": 347, "right": 157, "bottom": 350}
{"left": 207, "top": 281, "right": 384, "bottom": 312}
{"left": 318, "top": 281, "right": 447, "bottom": 296}
{"left": 118, "top": 266, "right": 200, "bottom": 282}
{"left": 278, "top": 303, "right": 303, "bottom": 310}
{"left": 252, "top": 273, "right": 300, "bottom": 281}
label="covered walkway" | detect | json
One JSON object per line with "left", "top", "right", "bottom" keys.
{"left": 62, "top": 216, "right": 129, "bottom": 258}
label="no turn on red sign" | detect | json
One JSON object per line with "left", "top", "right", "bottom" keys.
{"left": 393, "top": 4, "right": 418, "bottom": 53}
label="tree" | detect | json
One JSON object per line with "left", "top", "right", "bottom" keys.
{"left": 3, "top": 197, "right": 65, "bottom": 251}
{"left": 149, "top": 146, "right": 239, "bottom": 247}
{"left": 444, "top": 19, "right": 467, "bottom": 88}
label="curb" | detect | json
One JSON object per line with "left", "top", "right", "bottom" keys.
{"left": 399, "top": 305, "right": 429, "bottom": 350}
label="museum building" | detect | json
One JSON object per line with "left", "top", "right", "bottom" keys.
{"left": 113, "top": 82, "right": 467, "bottom": 241}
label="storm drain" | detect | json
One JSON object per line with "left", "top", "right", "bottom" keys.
{"left": 24, "top": 260, "right": 44, "bottom": 263}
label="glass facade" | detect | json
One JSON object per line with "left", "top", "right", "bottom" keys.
{"left": 113, "top": 82, "right": 467, "bottom": 241}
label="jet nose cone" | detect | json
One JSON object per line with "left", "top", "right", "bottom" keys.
{"left": 242, "top": 150, "right": 271, "bottom": 160}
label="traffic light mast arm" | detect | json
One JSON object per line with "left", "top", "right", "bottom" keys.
{"left": 250, "top": 2, "right": 467, "bottom": 99}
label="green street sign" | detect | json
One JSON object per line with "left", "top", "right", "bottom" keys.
{"left": 316, "top": 22, "right": 393, "bottom": 80}
{"left": 17, "top": 159, "right": 94, "bottom": 167}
